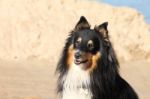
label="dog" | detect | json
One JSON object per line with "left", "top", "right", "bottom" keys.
{"left": 56, "top": 16, "right": 138, "bottom": 99}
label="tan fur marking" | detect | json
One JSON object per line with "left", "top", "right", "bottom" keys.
{"left": 77, "top": 37, "right": 82, "bottom": 43}
{"left": 88, "top": 52, "right": 101, "bottom": 72}
{"left": 88, "top": 40, "right": 93, "bottom": 45}
{"left": 67, "top": 44, "right": 75, "bottom": 68}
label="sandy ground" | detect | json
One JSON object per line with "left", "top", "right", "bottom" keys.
{"left": 0, "top": 60, "right": 57, "bottom": 99}
{"left": 0, "top": 60, "right": 149, "bottom": 99}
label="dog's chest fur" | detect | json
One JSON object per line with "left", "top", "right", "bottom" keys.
{"left": 62, "top": 64, "right": 92, "bottom": 99}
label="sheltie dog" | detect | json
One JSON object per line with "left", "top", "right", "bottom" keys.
{"left": 56, "top": 16, "right": 138, "bottom": 99}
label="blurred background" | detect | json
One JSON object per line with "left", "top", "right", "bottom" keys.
{"left": 100, "top": 0, "right": 150, "bottom": 23}
{"left": 0, "top": 0, "right": 149, "bottom": 99}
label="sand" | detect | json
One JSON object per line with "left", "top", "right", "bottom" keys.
{"left": 0, "top": 60, "right": 150, "bottom": 99}
{"left": 0, "top": 0, "right": 150, "bottom": 62}
{"left": 0, "top": 60, "right": 57, "bottom": 99}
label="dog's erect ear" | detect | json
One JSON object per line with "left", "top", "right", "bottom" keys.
{"left": 94, "top": 22, "right": 108, "bottom": 40}
{"left": 74, "top": 16, "right": 90, "bottom": 31}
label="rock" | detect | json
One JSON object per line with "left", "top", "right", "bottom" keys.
{"left": 0, "top": 0, "right": 149, "bottom": 62}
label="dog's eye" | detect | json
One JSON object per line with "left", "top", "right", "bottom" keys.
{"left": 87, "top": 40, "right": 94, "bottom": 50}
{"left": 87, "top": 43, "right": 94, "bottom": 50}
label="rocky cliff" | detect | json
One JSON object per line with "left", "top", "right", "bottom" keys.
{"left": 0, "top": 0, "right": 149, "bottom": 62}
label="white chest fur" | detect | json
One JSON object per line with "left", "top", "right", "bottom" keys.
{"left": 62, "top": 64, "right": 92, "bottom": 99}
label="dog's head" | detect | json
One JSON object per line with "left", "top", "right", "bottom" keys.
{"left": 65, "top": 16, "right": 112, "bottom": 72}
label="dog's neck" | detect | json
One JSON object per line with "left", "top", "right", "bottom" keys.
{"left": 63, "top": 63, "right": 90, "bottom": 89}
{"left": 62, "top": 63, "right": 92, "bottom": 99}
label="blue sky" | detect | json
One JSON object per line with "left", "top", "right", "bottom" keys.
{"left": 98, "top": 0, "right": 150, "bottom": 23}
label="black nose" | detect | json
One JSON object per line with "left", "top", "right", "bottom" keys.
{"left": 75, "top": 52, "right": 81, "bottom": 59}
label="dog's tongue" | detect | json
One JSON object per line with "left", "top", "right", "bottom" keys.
{"left": 75, "top": 59, "right": 81, "bottom": 65}
{"left": 74, "top": 59, "right": 88, "bottom": 65}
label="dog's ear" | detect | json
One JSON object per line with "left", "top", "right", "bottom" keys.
{"left": 74, "top": 16, "right": 90, "bottom": 31}
{"left": 94, "top": 22, "right": 108, "bottom": 40}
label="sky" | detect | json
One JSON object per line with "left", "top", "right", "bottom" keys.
{"left": 98, "top": 0, "right": 150, "bottom": 23}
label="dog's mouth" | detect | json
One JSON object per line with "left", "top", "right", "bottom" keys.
{"left": 74, "top": 59, "right": 88, "bottom": 65}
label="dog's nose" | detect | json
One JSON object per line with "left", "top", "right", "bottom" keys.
{"left": 75, "top": 52, "right": 81, "bottom": 59}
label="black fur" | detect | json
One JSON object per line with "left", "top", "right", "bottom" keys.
{"left": 56, "top": 16, "right": 138, "bottom": 99}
